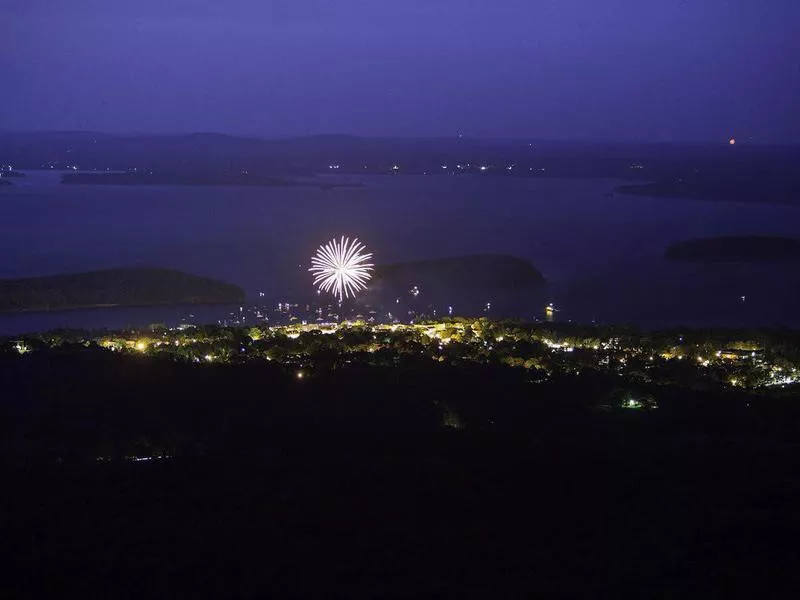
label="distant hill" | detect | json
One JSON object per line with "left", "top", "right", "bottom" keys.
{"left": 371, "top": 255, "right": 545, "bottom": 295}
{"left": 665, "top": 236, "right": 800, "bottom": 263}
{"left": 3, "top": 131, "right": 799, "bottom": 198}
{"left": 0, "top": 268, "right": 245, "bottom": 313}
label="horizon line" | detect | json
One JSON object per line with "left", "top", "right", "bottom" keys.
{"left": 2, "top": 129, "right": 798, "bottom": 147}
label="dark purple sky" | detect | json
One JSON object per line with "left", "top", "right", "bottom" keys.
{"left": 3, "top": 0, "right": 799, "bottom": 142}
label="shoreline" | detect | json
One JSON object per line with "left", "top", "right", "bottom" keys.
{"left": 61, "top": 172, "right": 364, "bottom": 190}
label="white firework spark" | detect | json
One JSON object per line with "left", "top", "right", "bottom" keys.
{"left": 309, "top": 236, "right": 374, "bottom": 302}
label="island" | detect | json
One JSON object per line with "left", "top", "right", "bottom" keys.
{"left": 370, "top": 254, "right": 545, "bottom": 295}
{"left": 665, "top": 236, "right": 800, "bottom": 263}
{"left": 0, "top": 267, "right": 245, "bottom": 313}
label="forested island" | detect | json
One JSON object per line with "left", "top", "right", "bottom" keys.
{"left": 372, "top": 255, "right": 545, "bottom": 295}
{"left": 666, "top": 236, "right": 800, "bottom": 263}
{"left": 0, "top": 268, "right": 245, "bottom": 312}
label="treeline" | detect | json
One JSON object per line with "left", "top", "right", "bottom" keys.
{"left": 2, "top": 346, "right": 797, "bottom": 467}
{"left": 3, "top": 317, "right": 800, "bottom": 465}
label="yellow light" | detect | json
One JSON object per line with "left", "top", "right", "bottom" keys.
{"left": 135, "top": 341, "right": 147, "bottom": 352}
{"left": 296, "top": 371, "right": 304, "bottom": 380}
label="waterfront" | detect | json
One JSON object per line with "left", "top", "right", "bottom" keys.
{"left": 2, "top": 170, "right": 800, "bottom": 333}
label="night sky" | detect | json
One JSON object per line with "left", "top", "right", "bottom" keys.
{"left": 4, "top": 0, "right": 799, "bottom": 142}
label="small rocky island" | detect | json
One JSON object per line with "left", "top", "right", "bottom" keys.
{"left": 665, "top": 236, "right": 800, "bottom": 263}
{"left": 0, "top": 268, "right": 245, "bottom": 313}
{"left": 370, "top": 255, "right": 545, "bottom": 295}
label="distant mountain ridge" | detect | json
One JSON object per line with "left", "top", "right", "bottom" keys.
{"left": 3, "top": 130, "right": 798, "bottom": 175}
{"left": 3, "top": 131, "right": 799, "bottom": 204}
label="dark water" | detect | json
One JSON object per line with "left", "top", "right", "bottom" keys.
{"left": 2, "top": 170, "right": 800, "bottom": 333}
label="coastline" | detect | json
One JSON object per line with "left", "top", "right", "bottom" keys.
{"left": 61, "top": 172, "right": 364, "bottom": 190}
{"left": 615, "top": 181, "right": 800, "bottom": 207}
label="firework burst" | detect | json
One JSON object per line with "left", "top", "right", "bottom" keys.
{"left": 309, "top": 236, "right": 374, "bottom": 302}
